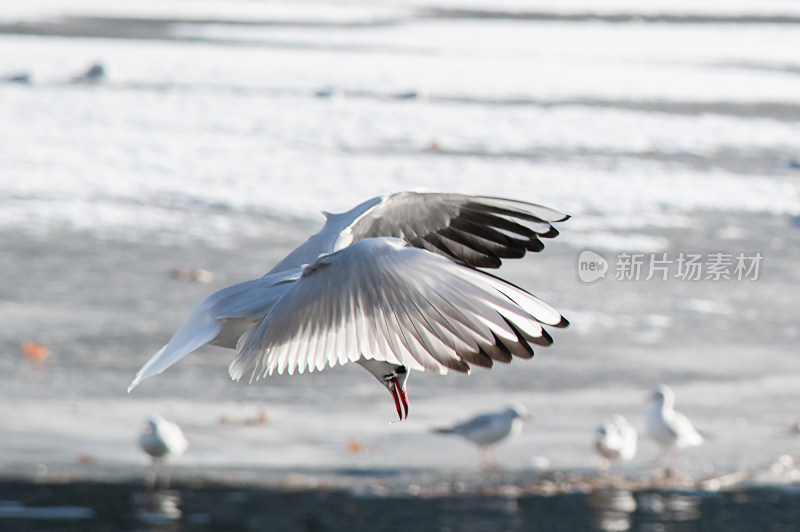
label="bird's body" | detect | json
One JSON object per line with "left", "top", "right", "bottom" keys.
{"left": 139, "top": 415, "right": 188, "bottom": 489}
{"left": 434, "top": 403, "right": 530, "bottom": 466}
{"left": 72, "top": 63, "right": 105, "bottom": 83}
{"left": 646, "top": 385, "right": 703, "bottom": 469}
{"left": 129, "top": 192, "right": 569, "bottom": 419}
{"left": 4, "top": 72, "right": 31, "bottom": 84}
{"left": 595, "top": 415, "right": 637, "bottom": 472}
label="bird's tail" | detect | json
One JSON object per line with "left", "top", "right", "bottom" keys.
{"left": 128, "top": 303, "right": 223, "bottom": 392}
{"left": 696, "top": 428, "right": 714, "bottom": 441}
{"left": 128, "top": 271, "right": 297, "bottom": 391}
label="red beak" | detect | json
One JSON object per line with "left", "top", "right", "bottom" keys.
{"left": 389, "top": 377, "right": 409, "bottom": 421}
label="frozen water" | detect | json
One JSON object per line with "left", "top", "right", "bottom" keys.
{"left": 1, "top": 0, "right": 799, "bottom": 487}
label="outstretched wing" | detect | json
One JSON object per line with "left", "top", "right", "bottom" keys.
{"left": 342, "top": 191, "right": 569, "bottom": 268}
{"left": 128, "top": 270, "right": 298, "bottom": 391}
{"left": 229, "top": 237, "right": 567, "bottom": 382}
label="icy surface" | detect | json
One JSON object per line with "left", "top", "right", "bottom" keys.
{"left": 1, "top": 0, "right": 799, "bottom": 484}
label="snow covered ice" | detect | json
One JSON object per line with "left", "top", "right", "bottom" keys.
{"left": 0, "top": 0, "right": 799, "bottom": 488}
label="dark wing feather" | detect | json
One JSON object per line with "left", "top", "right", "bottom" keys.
{"left": 347, "top": 192, "right": 569, "bottom": 269}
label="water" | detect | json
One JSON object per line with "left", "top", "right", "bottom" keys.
{"left": 2, "top": 1, "right": 800, "bottom": 530}
{"left": 2, "top": 480, "right": 800, "bottom": 532}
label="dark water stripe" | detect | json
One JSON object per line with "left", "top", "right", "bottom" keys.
{"left": 424, "top": 9, "right": 800, "bottom": 25}
{"left": 2, "top": 480, "right": 800, "bottom": 532}
{"left": 3, "top": 10, "right": 800, "bottom": 44}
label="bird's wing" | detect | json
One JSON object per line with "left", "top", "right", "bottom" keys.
{"left": 128, "top": 270, "right": 299, "bottom": 391}
{"left": 163, "top": 420, "right": 189, "bottom": 454}
{"left": 448, "top": 413, "right": 501, "bottom": 436}
{"left": 341, "top": 192, "right": 569, "bottom": 268}
{"left": 229, "top": 237, "right": 566, "bottom": 382}
{"left": 670, "top": 411, "right": 704, "bottom": 445}
{"left": 442, "top": 413, "right": 513, "bottom": 445}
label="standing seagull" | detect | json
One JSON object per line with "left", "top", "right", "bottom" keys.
{"left": 595, "top": 415, "right": 637, "bottom": 472}
{"left": 72, "top": 62, "right": 106, "bottom": 84}
{"left": 433, "top": 403, "right": 531, "bottom": 467}
{"left": 646, "top": 385, "right": 703, "bottom": 470}
{"left": 128, "top": 192, "right": 569, "bottom": 420}
{"left": 139, "top": 414, "right": 188, "bottom": 489}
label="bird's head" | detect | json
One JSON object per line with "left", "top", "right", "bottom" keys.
{"left": 505, "top": 402, "right": 532, "bottom": 421}
{"left": 143, "top": 415, "right": 164, "bottom": 435}
{"left": 648, "top": 384, "right": 674, "bottom": 407}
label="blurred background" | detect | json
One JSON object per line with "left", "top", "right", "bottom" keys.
{"left": 1, "top": 0, "right": 799, "bottom": 529}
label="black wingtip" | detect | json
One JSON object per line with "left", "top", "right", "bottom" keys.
{"left": 526, "top": 238, "right": 545, "bottom": 252}
{"left": 530, "top": 328, "right": 554, "bottom": 347}
{"left": 554, "top": 316, "right": 570, "bottom": 328}
{"left": 539, "top": 226, "right": 560, "bottom": 239}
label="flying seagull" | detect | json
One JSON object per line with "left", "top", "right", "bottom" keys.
{"left": 433, "top": 403, "right": 531, "bottom": 467}
{"left": 128, "top": 191, "right": 569, "bottom": 420}
{"left": 139, "top": 414, "right": 188, "bottom": 489}
{"left": 646, "top": 384, "right": 703, "bottom": 469}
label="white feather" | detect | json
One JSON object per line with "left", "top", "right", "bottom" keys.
{"left": 129, "top": 270, "right": 297, "bottom": 391}
{"left": 647, "top": 384, "right": 704, "bottom": 451}
{"left": 129, "top": 192, "right": 569, "bottom": 416}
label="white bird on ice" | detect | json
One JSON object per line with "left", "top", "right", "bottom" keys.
{"left": 433, "top": 403, "right": 531, "bottom": 466}
{"left": 595, "top": 415, "right": 637, "bottom": 472}
{"left": 139, "top": 414, "right": 188, "bottom": 489}
{"left": 646, "top": 384, "right": 703, "bottom": 468}
{"left": 128, "top": 191, "right": 569, "bottom": 420}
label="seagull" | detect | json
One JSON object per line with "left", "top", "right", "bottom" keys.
{"left": 4, "top": 72, "right": 32, "bottom": 84}
{"left": 72, "top": 63, "right": 106, "bottom": 84}
{"left": 595, "top": 415, "right": 637, "bottom": 472}
{"left": 139, "top": 414, "right": 188, "bottom": 489}
{"left": 646, "top": 384, "right": 703, "bottom": 470}
{"left": 128, "top": 191, "right": 569, "bottom": 420}
{"left": 433, "top": 403, "right": 531, "bottom": 467}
